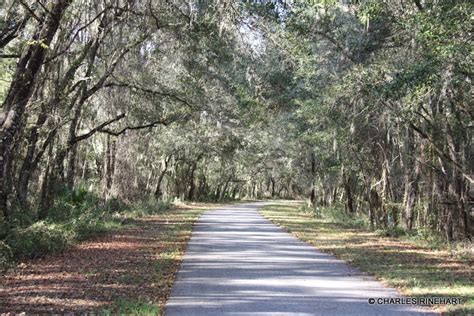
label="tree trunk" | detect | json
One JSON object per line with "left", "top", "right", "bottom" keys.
{"left": 342, "top": 166, "right": 355, "bottom": 213}
{"left": 401, "top": 127, "right": 420, "bottom": 230}
{"left": 155, "top": 155, "right": 171, "bottom": 198}
{"left": 270, "top": 177, "right": 276, "bottom": 198}
{"left": 220, "top": 181, "right": 229, "bottom": 201}
{"left": 0, "top": 1, "right": 71, "bottom": 218}
{"left": 187, "top": 163, "right": 197, "bottom": 201}
{"left": 368, "top": 185, "right": 381, "bottom": 229}
{"left": 16, "top": 83, "right": 49, "bottom": 208}
{"left": 309, "top": 152, "right": 316, "bottom": 205}
{"left": 344, "top": 181, "right": 355, "bottom": 213}
{"left": 38, "top": 139, "right": 56, "bottom": 220}
{"left": 103, "top": 135, "right": 117, "bottom": 199}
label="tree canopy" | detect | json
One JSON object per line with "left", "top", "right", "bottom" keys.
{"left": 0, "top": 0, "right": 472, "bottom": 243}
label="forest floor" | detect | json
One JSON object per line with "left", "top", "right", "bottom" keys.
{"left": 0, "top": 202, "right": 216, "bottom": 315}
{"left": 260, "top": 202, "right": 473, "bottom": 316}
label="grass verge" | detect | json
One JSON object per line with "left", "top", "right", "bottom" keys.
{"left": 97, "top": 202, "right": 214, "bottom": 315}
{"left": 0, "top": 202, "right": 215, "bottom": 314}
{"left": 260, "top": 202, "right": 473, "bottom": 315}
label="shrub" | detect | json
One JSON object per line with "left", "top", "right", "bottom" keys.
{"left": 3, "top": 192, "right": 172, "bottom": 261}
{"left": 299, "top": 204, "right": 316, "bottom": 215}
{"left": 69, "top": 214, "right": 123, "bottom": 241}
{"left": 408, "top": 227, "right": 445, "bottom": 249}
{"left": 48, "top": 186, "right": 98, "bottom": 222}
{"left": 321, "top": 206, "right": 368, "bottom": 229}
{"left": 133, "top": 197, "right": 172, "bottom": 215}
{"left": 6, "top": 221, "right": 73, "bottom": 259}
{"left": 376, "top": 226, "right": 407, "bottom": 238}
{"left": 6, "top": 207, "right": 36, "bottom": 229}
{"left": 450, "top": 241, "right": 474, "bottom": 261}
{"left": 0, "top": 241, "right": 13, "bottom": 272}
{"left": 106, "top": 197, "right": 128, "bottom": 212}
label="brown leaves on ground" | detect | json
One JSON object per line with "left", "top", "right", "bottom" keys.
{"left": 0, "top": 204, "right": 209, "bottom": 314}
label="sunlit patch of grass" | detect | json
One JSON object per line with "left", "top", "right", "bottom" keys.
{"left": 154, "top": 249, "right": 180, "bottom": 280}
{"left": 145, "top": 203, "right": 213, "bottom": 313}
{"left": 74, "top": 219, "right": 130, "bottom": 241}
{"left": 260, "top": 202, "right": 474, "bottom": 316}
{"left": 104, "top": 299, "right": 160, "bottom": 315}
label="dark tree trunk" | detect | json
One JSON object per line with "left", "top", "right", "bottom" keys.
{"left": 40, "top": 148, "right": 67, "bottom": 218}
{"left": 16, "top": 81, "right": 50, "bottom": 208}
{"left": 38, "top": 163, "right": 51, "bottom": 220}
{"left": 270, "top": 177, "right": 276, "bottom": 198}
{"left": 310, "top": 187, "right": 316, "bottom": 205}
{"left": 342, "top": 166, "right": 355, "bottom": 213}
{"left": 344, "top": 182, "right": 355, "bottom": 213}
{"left": 309, "top": 152, "right": 316, "bottom": 205}
{"left": 155, "top": 155, "right": 171, "bottom": 198}
{"left": 369, "top": 189, "right": 382, "bottom": 228}
{"left": 66, "top": 144, "right": 78, "bottom": 190}
{"left": 187, "top": 163, "right": 197, "bottom": 201}
{"left": 220, "top": 181, "right": 229, "bottom": 201}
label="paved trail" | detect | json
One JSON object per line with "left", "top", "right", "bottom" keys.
{"left": 166, "top": 202, "right": 434, "bottom": 316}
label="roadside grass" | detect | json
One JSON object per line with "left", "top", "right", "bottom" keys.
{"left": 260, "top": 202, "right": 473, "bottom": 316}
{"left": 103, "top": 299, "right": 160, "bottom": 316}
{"left": 102, "top": 202, "right": 214, "bottom": 315}
{"left": 0, "top": 201, "right": 216, "bottom": 314}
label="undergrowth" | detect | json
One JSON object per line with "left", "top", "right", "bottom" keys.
{"left": 300, "top": 203, "right": 454, "bottom": 250}
{"left": 0, "top": 187, "right": 173, "bottom": 271}
{"left": 300, "top": 204, "right": 367, "bottom": 229}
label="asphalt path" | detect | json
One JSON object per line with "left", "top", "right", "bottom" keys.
{"left": 166, "top": 202, "right": 435, "bottom": 316}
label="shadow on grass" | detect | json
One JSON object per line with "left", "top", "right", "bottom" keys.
{"left": 261, "top": 204, "right": 474, "bottom": 316}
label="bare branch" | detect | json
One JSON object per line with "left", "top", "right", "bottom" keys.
{"left": 73, "top": 113, "right": 126, "bottom": 144}
{"left": 18, "top": 0, "right": 43, "bottom": 23}
{"left": 0, "top": 54, "right": 20, "bottom": 58}
{"left": 105, "top": 81, "right": 194, "bottom": 109}
{"left": 98, "top": 114, "right": 189, "bottom": 137}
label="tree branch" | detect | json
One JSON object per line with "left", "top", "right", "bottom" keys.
{"left": 18, "top": 0, "right": 43, "bottom": 23}
{"left": 0, "top": 54, "right": 20, "bottom": 58}
{"left": 97, "top": 113, "right": 190, "bottom": 137}
{"left": 73, "top": 112, "right": 126, "bottom": 144}
{"left": 313, "top": 30, "right": 355, "bottom": 62}
{"left": 82, "top": 34, "right": 149, "bottom": 101}
{"left": 98, "top": 118, "right": 169, "bottom": 136}
{"left": 362, "top": 85, "right": 474, "bottom": 184}
{"left": 0, "top": 15, "right": 30, "bottom": 49}
{"left": 105, "top": 81, "right": 193, "bottom": 108}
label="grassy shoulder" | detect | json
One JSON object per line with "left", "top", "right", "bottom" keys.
{"left": 104, "top": 202, "right": 213, "bottom": 315}
{"left": 260, "top": 202, "right": 473, "bottom": 316}
{"left": 0, "top": 200, "right": 216, "bottom": 314}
